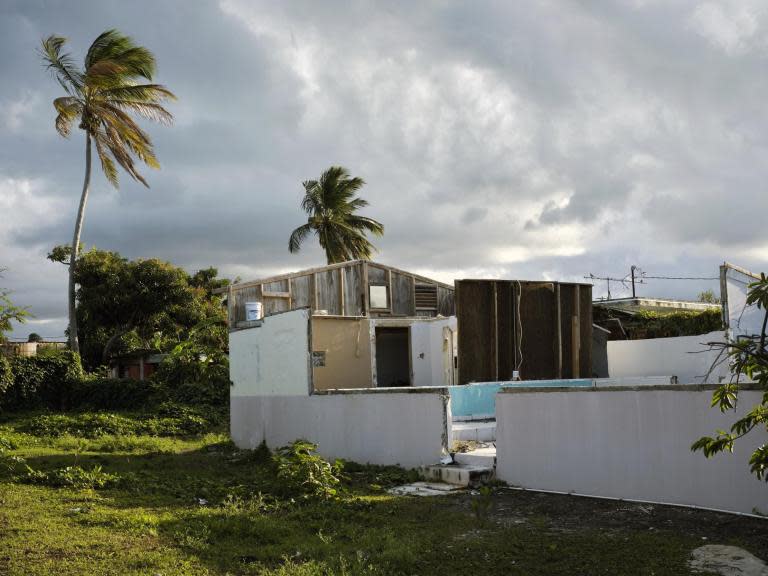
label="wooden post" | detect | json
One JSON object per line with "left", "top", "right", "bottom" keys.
{"left": 572, "top": 285, "right": 581, "bottom": 377}
{"left": 338, "top": 268, "right": 345, "bottom": 315}
{"left": 362, "top": 261, "right": 369, "bottom": 316}
{"left": 493, "top": 281, "right": 499, "bottom": 381}
{"left": 555, "top": 283, "right": 562, "bottom": 379}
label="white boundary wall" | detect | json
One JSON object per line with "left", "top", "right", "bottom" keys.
{"left": 496, "top": 386, "right": 768, "bottom": 515}
{"left": 607, "top": 331, "right": 728, "bottom": 383}
{"left": 231, "top": 390, "right": 449, "bottom": 468}
{"left": 230, "top": 308, "right": 311, "bottom": 396}
{"left": 230, "top": 309, "right": 450, "bottom": 467}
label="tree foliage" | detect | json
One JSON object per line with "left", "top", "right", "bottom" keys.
{"left": 289, "top": 166, "right": 384, "bottom": 264}
{"left": 40, "top": 29, "right": 175, "bottom": 188}
{"left": 0, "top": 269, "right": 30, "bottom": 342}
{"left": 692, "top": 273, "right": 768, "bottom": 481}
{"left": 48, "top": 246, "right": 228, "bottom": 370}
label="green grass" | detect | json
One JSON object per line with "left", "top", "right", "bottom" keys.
{"left": 0, "top": 409, "right": 765, "bottom": 575}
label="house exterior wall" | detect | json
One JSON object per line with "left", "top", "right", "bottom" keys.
{"left": 495, "top": 386, "right": 768, "bottom": 515}
{"left": 607, "top": 331, "right": 728, "bottom": 383}
{"left": 311, "top": 317, "right": 374, "bottom": 391}
{"left": 229, "top": 308, "right": 311, "bottom": 397}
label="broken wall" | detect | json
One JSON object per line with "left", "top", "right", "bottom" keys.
{"left": 495, "top": 385, "right": 768, "bottom": 515}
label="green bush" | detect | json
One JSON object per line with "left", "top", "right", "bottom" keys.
{"left": 0, "top": 355, "right": 12, "bottom": 397}
{"left": 22, "top": 405, "right": 222, "bottom": 439}
{"left": 2, "top": 351, "right": 83, "bottom": 411}
{"left": 273, "top": 440, "right": 344, "bottom": 500}
{"left": 69, "top": 377, "right": 156, "bottom": 410}
{"left": 22, "top": 464, "right": 119, "bottom": 489}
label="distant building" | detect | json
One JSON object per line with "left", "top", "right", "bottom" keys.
{"left": 109, "top": 350, "right": 167, "bottom": 381}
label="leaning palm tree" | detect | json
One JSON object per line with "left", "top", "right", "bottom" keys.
{"left": 40, "top": 30, "right": 175, "bottom": 353}
{"left": 289, "top": 166, "right": 384, "bottom": 264}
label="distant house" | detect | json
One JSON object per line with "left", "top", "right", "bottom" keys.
{"left": 593, "top": 297, "right": 721, "bottom": 340}
{"left": 109, "top": 350, "right": 167, "bottom": 381}
{"left": 227, "top": 260, "right": 457, "bottom": 389}
{"left": 0, "top": 340, "right": 67, "bottom": 358}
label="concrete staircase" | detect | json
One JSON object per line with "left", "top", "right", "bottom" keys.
{"left": 420, "top": 445, "right": 496, "bottom": 487}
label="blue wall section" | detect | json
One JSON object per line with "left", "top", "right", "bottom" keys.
{"left": 449, "top": 379, "right": 593, "bottom": 420}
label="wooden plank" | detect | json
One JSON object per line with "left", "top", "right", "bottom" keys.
{"left": 496, "top": 281, "right": 514, "bottom": 380}
{"left": 391, "top": 272, "right": 415, "bottom": 316}
{"left": 456, "top": 280, "right": 496, "bottom": 384}
{"left": 367, "top": 265, "right": 388, "bottom": 285}
{"left": 262, "top": 291, "right": 290, "bottom": 299}
{"left": 519, "top": 282, "right": 556, "bottom": 380}
{"left": 437, "top": 285, "right": 455, "bottom": 316}
{"left": 291, "top": 274, "right": 311, "bottom": 309}
{"left": 559, "top": 284, "right": 575, "bottom": 379}
{"left": 572, "top": 285, "right": 581, "bottom": 377}
{"left": 555, "top": 284, "right": 562, "bottom": 379}
{"left": 344, "top": 263, "right": 364, "bottom": 316}
{"left": 263, "top": 279, "right": 288, "bottom": 293}
{"left": 315, "top": 269, "right": 341, "bottom": 315}
{"left": 362, "top": 261, "right": 370, "bottom": 315}
{"left": 263, "top": 296, "right": 289, "bottom": 316}
{"left": 579, "top": 284, "right": 593, "bottom": 378}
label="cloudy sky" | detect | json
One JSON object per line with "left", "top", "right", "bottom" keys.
{"left": 1, "top": 0, "right": 767, "bottom": 339}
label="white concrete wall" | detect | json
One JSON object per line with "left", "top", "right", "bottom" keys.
{"left": 229, "top": 308, "right": 311, "bottom": 397}
{"left": 230, "top": 390, "right": 450, "bottom": 468}
{"left": 496, "top": 386, "right": 768, "bottom": 515}
{"left": 607, "top": 331, "right": 728, "bottom": 383}
{"left": 409, "top": 317, "right": 457, "bottom": 387}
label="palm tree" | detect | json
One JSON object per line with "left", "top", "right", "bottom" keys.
{"left": 40, "top": 30, "right": 175, "bottom": 353}
{"left": 289, "top": 166, "right": 384, "bottom": 264}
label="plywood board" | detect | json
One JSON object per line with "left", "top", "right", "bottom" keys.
{"left": 315, "top": 269, "right": 341, "bottom": 315}
{"left": 343, "top": 263, "right": 364, "bottom": 316}
{"left": 391, "top": 272, "right": 415, "bottom": 316}
{"left": 291, "top": 274, "right": 311, "bottom": 309}
{"left": 456, "top": 280, "right": 496, "bottom": 384}
{"left": 367, "top": 265, "right": 388, "bottom": 285}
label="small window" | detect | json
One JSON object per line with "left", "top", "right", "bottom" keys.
{"left": 370, "top": 285, "right": 388, "bottom": 309}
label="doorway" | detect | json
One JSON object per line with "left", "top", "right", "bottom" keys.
{"left": 375, "top": 327, "right": 411, "bottom": 387}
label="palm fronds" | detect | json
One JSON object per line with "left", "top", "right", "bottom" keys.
{"left": 289, "top": 166, "right": 384, "bottom": 264}
{"left": 41, "top": 30, "right": 175, "bottom": 188}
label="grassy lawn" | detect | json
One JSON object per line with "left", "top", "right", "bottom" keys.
{"left": 0, "top": 410, "right": 765, "bottom": 575}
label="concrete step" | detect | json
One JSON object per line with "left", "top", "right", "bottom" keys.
{"left": 420, "top": 464, "right": 494, "bottom": 487}
{"left": 453, "top": 446, "right": 496, "bottom": 468}
{"left": 452, "top": 420, "right": 496, "bottom": 443}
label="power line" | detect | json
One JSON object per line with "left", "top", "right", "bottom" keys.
{"left": 640, "top": 275, "right": 719, "bottom": 281}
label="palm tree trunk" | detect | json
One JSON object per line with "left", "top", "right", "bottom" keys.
{"left": 67, "top": 133, "right": 92, "bottom": 353}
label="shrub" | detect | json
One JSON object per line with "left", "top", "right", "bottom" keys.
{"left": 22, "top": 464, "right": 119, "bottom": 489}
{"left": 2, "top": 350, "right": 83, "bottom": 411}
{"left": 23, "top": 406, "right": 221, "bottom": 439}
{"left": 273, "top": 440, "right": 344, "bottom": 500}
{"left": 0, "top": 355, "right": 12, "bottom": 397}
{"left": 68, "top": 377, "right": 156, "bottom": 410}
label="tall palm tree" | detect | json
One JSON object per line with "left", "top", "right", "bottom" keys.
{"left": 40, "top": 30, "right": 175, "bottom": 353}
{"left": 289, "top": 166, "right": 384, "bottom": 264}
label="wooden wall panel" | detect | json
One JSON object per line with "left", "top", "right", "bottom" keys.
{"left": 291, "top": 275, "right": 311, "bottom": 309}
{"left": 367, "top": 265, "right": 387, "bottom": 284}
{"left": 263, "top": 296, "right": 289, "bottom": 316}
{"left": 519, "top": 283, "right": 556, "bottom": 380}
{"left": 343, "top": 264, "right": 364, "bottom": 316}
{"left": 437, "top": 286, "right": 455, "bottom": 317}
{"left": 263, "top": 279, "right": 289, "bottom": 293}
{"left": 391, "top": 272, "right": 415, "bottom": 316}
{"left": 456, "top": 279, "right": 592, "bottom": 383}
{"left": 580, "top": 287, "right": 593, "bottom": 378}
{"left": 559, "top": 284, "right": 575, "bottom": 380}
{"left": 457, "top": 281, "right": 496, "bottom": 384}
{"left": 315, "top": 269, "right": 341, "bottom": 315}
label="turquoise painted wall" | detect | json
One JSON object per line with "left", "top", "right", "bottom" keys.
{"left": 449, "top": 379, "right": 593, "bottom": 420}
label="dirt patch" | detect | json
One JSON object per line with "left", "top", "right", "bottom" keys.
{"left": 455, "top": 488, "right": 768, "bottom": 559}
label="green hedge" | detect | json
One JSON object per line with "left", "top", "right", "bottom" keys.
{"left": 0, "top": 355, "right": 12, "bottom": 397}
{"left": 2, "top": 351, "right": 84, "bottom": 410}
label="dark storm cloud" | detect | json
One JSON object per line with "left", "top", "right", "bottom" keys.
{"left": 1, "top": 0, "right": 768, "bottom": 338}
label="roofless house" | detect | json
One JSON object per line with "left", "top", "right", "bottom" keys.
{"left": 226, "top": 260, "right": 457, "bottom": 389}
